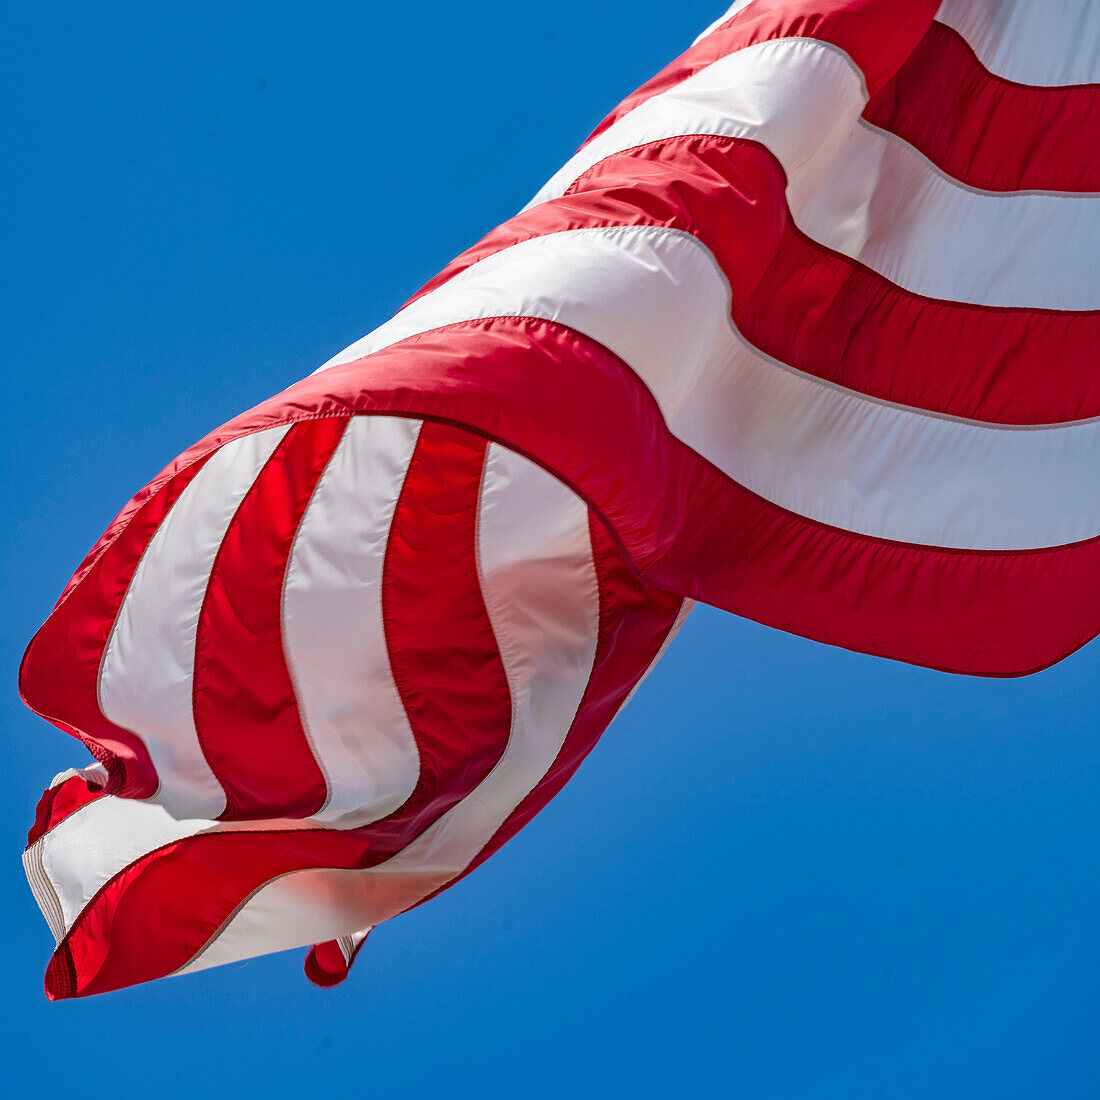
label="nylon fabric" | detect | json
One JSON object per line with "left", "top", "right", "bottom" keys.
{"left": 22, "top": 0, "right": 1100, "bottom": 998}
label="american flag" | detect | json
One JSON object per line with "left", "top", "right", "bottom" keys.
{"left": 22, "top": 0, "right": 1100, "bottom": 997}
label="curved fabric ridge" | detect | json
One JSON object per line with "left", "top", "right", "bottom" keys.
{"left": 329, "top": 224, "right": 1100, "bottom": 552}
{"left": 531, "top": 37, "right": 1100, "bottom": 311}
{"left": 412, "top": 134, "right": 1100, "bottom": 425}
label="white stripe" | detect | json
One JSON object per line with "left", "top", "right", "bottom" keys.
{"left": 526, "top": 36, "right": 1099, "bottom": 309}
{"left": 183, "top": 446, "right": 603, "bottom": 973}
{"left": 791, "top": 116, "right": 1099, "bottom": 302}
{"left": 282, "top": 416, "right": 423, "bottom": 827}
{"left": 98, "top": 427, "right": 290, "bottom": 820}
{"left": 25, "top": 764, "right": 112, "bottom": 941}
{"left": 324, "top": 224, "right": 1100, "bottom": 551}
{"left": 531, "top": 39, "right": 861, "bottom": 212}
{"left": 36, "top": 796, "right": 211, "bottom": 934}
{"left": 937, "top": 0, "right": 1100, "bottom": 87}
{"left": 177, "top": 865, "right": 383, "bottom": 977}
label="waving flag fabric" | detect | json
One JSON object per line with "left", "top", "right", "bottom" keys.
{"left": 21, "top": 0, "right": 1100, "bottom": 998}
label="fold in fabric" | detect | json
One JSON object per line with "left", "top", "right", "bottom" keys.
{"left": 21, "top": 0, "right": 1100, "bottom": 997}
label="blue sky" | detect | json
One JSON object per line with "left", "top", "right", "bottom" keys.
{"left": 4, "top": 2, "right": 1099, "bottom": 1096}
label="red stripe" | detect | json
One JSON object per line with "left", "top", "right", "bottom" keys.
{"left": 583, "top": 0, "right": 939, "bottom": 146}
{"left": 193, "top": 418, "right": 347, "bottom": 820}
{"left": 865, "top": 21, "right": 1100, "bottom": 193}
{"left": 45, "top": 421, "right": 516, "bottom": 998}
{"left": 380, "top": 422, "right": 514, "bottom": 832}
{"left": 412, "top": 133, "right": 1100, "bottom": 425}
{"left": 19, "top": 459, "right": 212, "bottom": 799}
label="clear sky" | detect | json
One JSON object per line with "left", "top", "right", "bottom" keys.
{"left": 4, "top": 2, "right": 1099, "bottom": 1097}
